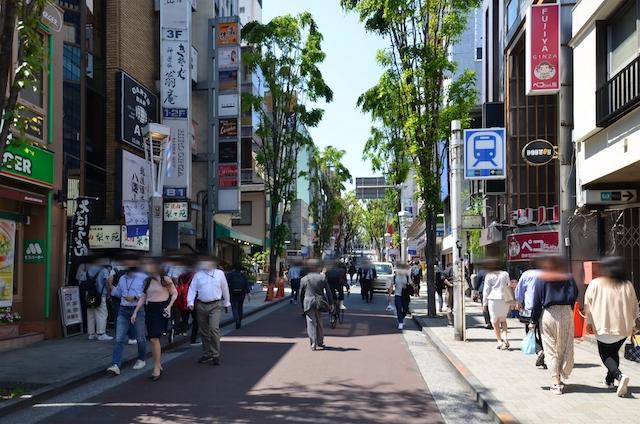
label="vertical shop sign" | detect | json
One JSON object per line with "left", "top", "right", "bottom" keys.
{"left": 0, "top": 220, "right": 16, "bottom": 307}
{"left": 526, "top": 4, "right": 560, "bottom": 95}
{"left": 212, "top": 18, "right": 241, "bottom": 213}
{"left": 121, "top": 150, "right": 149, "bottom": 202}
{"left": 161, "top": 0, "right": 192, "bottom": 194}
{"left": 71, "top": 198, "right": 91, "bottom": 258}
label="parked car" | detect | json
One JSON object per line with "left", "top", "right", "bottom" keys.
{"left": 372, "top": 262, "right": 394, "bottom": 292}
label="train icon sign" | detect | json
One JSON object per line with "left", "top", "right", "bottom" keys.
{"left": 464, "top": 128, "right": 506, "bottom": 180}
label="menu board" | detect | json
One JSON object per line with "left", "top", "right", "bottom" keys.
{"left": 0, "top": 219, "right": 16, "bottom": 308}
{"left": 59, "top": 286, "right": 82, "bottom": 326}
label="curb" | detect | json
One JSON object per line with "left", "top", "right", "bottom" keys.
{"left": 0, "top": 296, "right": 289, "bottom": 416}
{"left": 412, "top": 315, "right": 521, "bottom": 424}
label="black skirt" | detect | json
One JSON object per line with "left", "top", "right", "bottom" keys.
{"left": 145, "top": 300, "right": 170, "bottom": 338}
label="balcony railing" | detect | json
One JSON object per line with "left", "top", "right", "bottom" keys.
{"left": 241, "top": 168, "right": 264, "bottom": 185}
{"left": 596, "top": 55, "right": 640, "bottom": 127}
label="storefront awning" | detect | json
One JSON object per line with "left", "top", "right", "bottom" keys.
{"left": 214, "top": 222, "right": 263, "bottom": 247}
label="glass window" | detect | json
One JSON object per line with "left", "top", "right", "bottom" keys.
{"left": 608, "top": 2, "right": 638, "bottom": 77}
{"left": 19, "top": 70, "right": 44, "bottom": 108}
{"left": 63, "top": 43, "right": 81, "bottom": 81}
{"left": 375, "top": 264, "right": 393, "bottom": 275}
{"left": 476, "top": 47, "right": 483, "bottom": 61}
{"left": 507, "top": 0, "right": 518, "bottom": 32}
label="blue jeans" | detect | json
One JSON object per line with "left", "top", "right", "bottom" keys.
{"left": 395, "top": 295, "right": 409, "bottom": 324}
{"left": 112, "top": 306, "right": 147, "bottom": 367}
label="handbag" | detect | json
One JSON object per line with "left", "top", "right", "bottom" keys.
{"left": 502, "top": 284, "right": 515, "bottom": 304}
{"left": 521, "top": 331, "right": 536, "bottom": 355}
{"left": 624, "top": 337, "right": 640, "bottom": 363}
{"left": 315, "top": 295, "right": 331, "bottom": 313}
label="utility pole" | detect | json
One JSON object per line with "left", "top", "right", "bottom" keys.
{"left": 450, "top": 120, "right": 465, "bottom": 341}
{"left": 559, "top": 0, "right": 575, "bottom": 261}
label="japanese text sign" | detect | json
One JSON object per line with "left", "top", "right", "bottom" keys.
{"left": 526, "top": 4, "right": 560, "bottom": 95}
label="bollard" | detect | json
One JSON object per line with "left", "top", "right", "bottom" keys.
{"left": 275, "top": 277, "right": 285, "bottom": 298}
{"left": 573, "top": 302, "right": 584, "bottom": 338}
{"left": 265, "top": 283, "right": 275, "bottom": 301}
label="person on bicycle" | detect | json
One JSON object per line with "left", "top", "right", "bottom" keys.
{"left": 326, "top": 261, "right": 350, "bottom": 311}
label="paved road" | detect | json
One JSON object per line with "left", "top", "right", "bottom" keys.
{"left": 31, "top": 290, "right": 445, "bottom": 424}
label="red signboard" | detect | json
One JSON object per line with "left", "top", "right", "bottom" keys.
{"left": 526, "top": 4, "right": 560, "bottom": 95}
{"left": 218, "top": 164, "right": 238, "bottom": 188}
{"left": 507, "top": 231, "right": 560, "bottom": 262}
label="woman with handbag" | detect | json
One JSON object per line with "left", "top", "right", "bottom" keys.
{"left": 585, "top": 257, "right": 639, "bottom": 397}
{"left": 131, "top": 259, "right": 177, "bottom": 381}
{"left": 530, "top": 256, "right": 578, "bottom": 395}
{"left": 482, "top": 259, "right": 513, "bottom": 350}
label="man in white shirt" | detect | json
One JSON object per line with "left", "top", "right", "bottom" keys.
{"left": 188, "top": 257, "right": 231, "bottom": 365}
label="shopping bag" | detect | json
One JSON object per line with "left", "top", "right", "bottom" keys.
{"left": 385, "top": 300, "right": 395, "bottom": 312}
{"left": 624, "top": 337, "right": 640, "bottom": 363}
{"left": 521, "top": 331, "right": 536, "bottom": 355}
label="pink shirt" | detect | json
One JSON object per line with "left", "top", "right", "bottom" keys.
{"left": 144, "top": 277, "right": 177, "bottom": 302}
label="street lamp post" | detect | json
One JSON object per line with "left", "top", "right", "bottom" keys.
{"left": 450, "top": 120, "right": 465, "bottom": 341}
{"left": 143, "top": 123, "right": 171, "bottom": 257}
{"left": 398, "top": 211, "right": 409, "bottom": 262}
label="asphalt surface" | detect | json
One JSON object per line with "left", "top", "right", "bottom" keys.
{"left": 25, "top": 290, "right": 445, "bottom": 424}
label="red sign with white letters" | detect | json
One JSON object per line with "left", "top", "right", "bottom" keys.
{"left": 507, "top": 231, "right": 560, "bottom": 262}
{"left": 526, "top": 4, "right": 560, "bottom": 95}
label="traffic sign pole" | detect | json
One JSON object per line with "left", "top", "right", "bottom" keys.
{"left": 450, "top": 120, "right": 465, "bottom": 342}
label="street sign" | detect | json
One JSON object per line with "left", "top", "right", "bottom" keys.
{"left": 464, "top": 128, "right": 506, "bottom": 180}
{"left": 462, "top": 215, "right": 482, "bottom": 230}
{"left": 584, "top": 190, "right": 637, "bottom": 205}
{"left": 522, "top": 139, "right": 556, "bottom": 166}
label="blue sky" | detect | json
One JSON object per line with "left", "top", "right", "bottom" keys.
{"left": 263, "top": 1, "right": 388, "bottom": 186}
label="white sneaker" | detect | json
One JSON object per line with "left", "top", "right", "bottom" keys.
{"left": 97, "top": 334, "right": 113, "bottom": 341}
{"left": 340, "top": 301, "right": 347, "bottom": 310}
{"left": 106, "top": 364, "right": 120, "bottom": 376}
{"left": 132, "top": 360, "right": 146, "bottom": 370}
{"left": 617, "top": 374, "right": 630, "bottom": 397}
{"left": 550, "top": 384, "right": 563, "bottom": 395}
{"left": 398, "top": 323, "right": 404, "bottom": 330}
{"left": 127, "top": 339, "right": 137, "bottom": 345}
{"left": 88, "top": 334, "right": 97, "bottom": 340}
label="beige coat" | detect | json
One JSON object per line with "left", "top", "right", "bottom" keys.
{"left": 585, "top": 277, "right": 639, "bottom": 337}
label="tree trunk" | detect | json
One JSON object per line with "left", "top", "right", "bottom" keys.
{"left": 268, "top": 198, "right": 279, "bottom": 285}
{"left": 425, "top": 205, "right": 437, "bottom": 317}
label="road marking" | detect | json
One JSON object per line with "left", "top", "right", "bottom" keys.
{"left": 34, "top": 402, "right": 194, "bottom": 408}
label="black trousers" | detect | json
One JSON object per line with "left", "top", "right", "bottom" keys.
{"left": 597, "top": 338, "right": 626, "bottom": 384}
{"left": 290, "top": 278, "right": 300, "bottom": 301}
{"left": 180, "top": 309, "right": 199, "bottom": 343}
{"left": 361, "top": 280, "right": 373, "bottom": 302}
{"left": 231, "top": 292, "right": 246, "bottom": 328}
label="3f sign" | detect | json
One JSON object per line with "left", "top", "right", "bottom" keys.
{"left": 163, "top": 29, "right": 187, "bottom": 41}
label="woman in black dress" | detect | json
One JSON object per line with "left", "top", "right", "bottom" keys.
{"left": 132, "top": 259, "right": 177, "bottom": 380}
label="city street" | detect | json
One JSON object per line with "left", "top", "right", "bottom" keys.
{"left": 3, "top": 289, "right": 492, "bottom": 424}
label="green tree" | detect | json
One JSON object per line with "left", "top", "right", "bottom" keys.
{"left": 309, "top": 145, "right": 351, "bottom": 256}
{"left": 362, "top": 199, "right": 387, "bottom": 256}
{"left": 0, "top": 0, "right": 48, "bottom": 156}
{"left": 342, "top": 0, "right": 479, "bottom": 315}
{"left": 336, "top": 190, "right": 363, "bottom": 255}
{"left": 242, "top": 13, "right": 333, "bottom": 283}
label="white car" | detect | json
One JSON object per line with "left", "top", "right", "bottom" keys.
{"left": 372, "top": 262, "right": 394, "bottom": 292}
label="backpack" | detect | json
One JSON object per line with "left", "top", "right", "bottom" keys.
{"left": 84, "top": 269, "right": 105, "bottom": 308}
{"left": 228, "top": 271, "right": 248, "bottom": 294}
{"left": 175, "top": 272, "right": 194, "bottom": 312}
{"left": 411, "top": 266, "right": 421, "bottom": 278}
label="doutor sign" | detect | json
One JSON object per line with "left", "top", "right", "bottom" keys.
{"left": 522, "top": 139, "right": 556, "bottom": 166}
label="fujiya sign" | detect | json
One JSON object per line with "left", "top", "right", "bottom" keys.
{"left": 526, "top": 4, "right": 560, "bottom": 95}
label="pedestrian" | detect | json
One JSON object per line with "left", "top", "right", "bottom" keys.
{"left": 391, "top": 264, "right": 412, "bottom": 330}
{"left": 300, "top": 260, "right": 334, "bottom": 350}
{"left": 326, "top": 261, "right": 350, "bottom": 311}
{"left": 80, "top": 257, "right": 113, "bottom": 341}
{"left": 348, "top": 261, "right": 357, "bottom": 286}
{"left": 288, "top": 261, "right": 302, "bottom": 304}
{"left": 131, "top": 259, "right": 177, "bottom": 381}
{"left": 530, "top": 256, "right": 578, "bottom": 395}
{"left": 358, "top": 262, "right": 376, "bottom": 303}
{"left": 515, "top": 260, "right": 545, "bottom": 367}
{"left": 187, "top": 256, "right": 231, "bottom": 366}
{"left": 585, "top": 256, "right": 639, "bottom": 397}
{"left": 435, "top": 264, "right": 445, "bottom": 313}
{"left": 227, "top": 262, "right": 252, "bottom": 329}
{"left": 482, "top": 259, "right": 513, "bottom": 350}
{"left": 108, "top": 258, "right": 138, "bottom": 345}
{"left": 175, "top": 267, "right": 200, "bottom": 345}
{"left": 106, "top": 260, "right": 148, "bottom": 376}
{"left": 443, "top": 264, "right": 454, "bottom": 313}
{"left": 410, "top": 261, "right": 422, "bottom": 297}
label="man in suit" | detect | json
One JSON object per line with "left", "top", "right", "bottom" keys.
{"left": 357, "top": 262, "right": 377, "bottom": 303}
{"left": 300, "top": 260, "right": 334, "bottom": 351}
